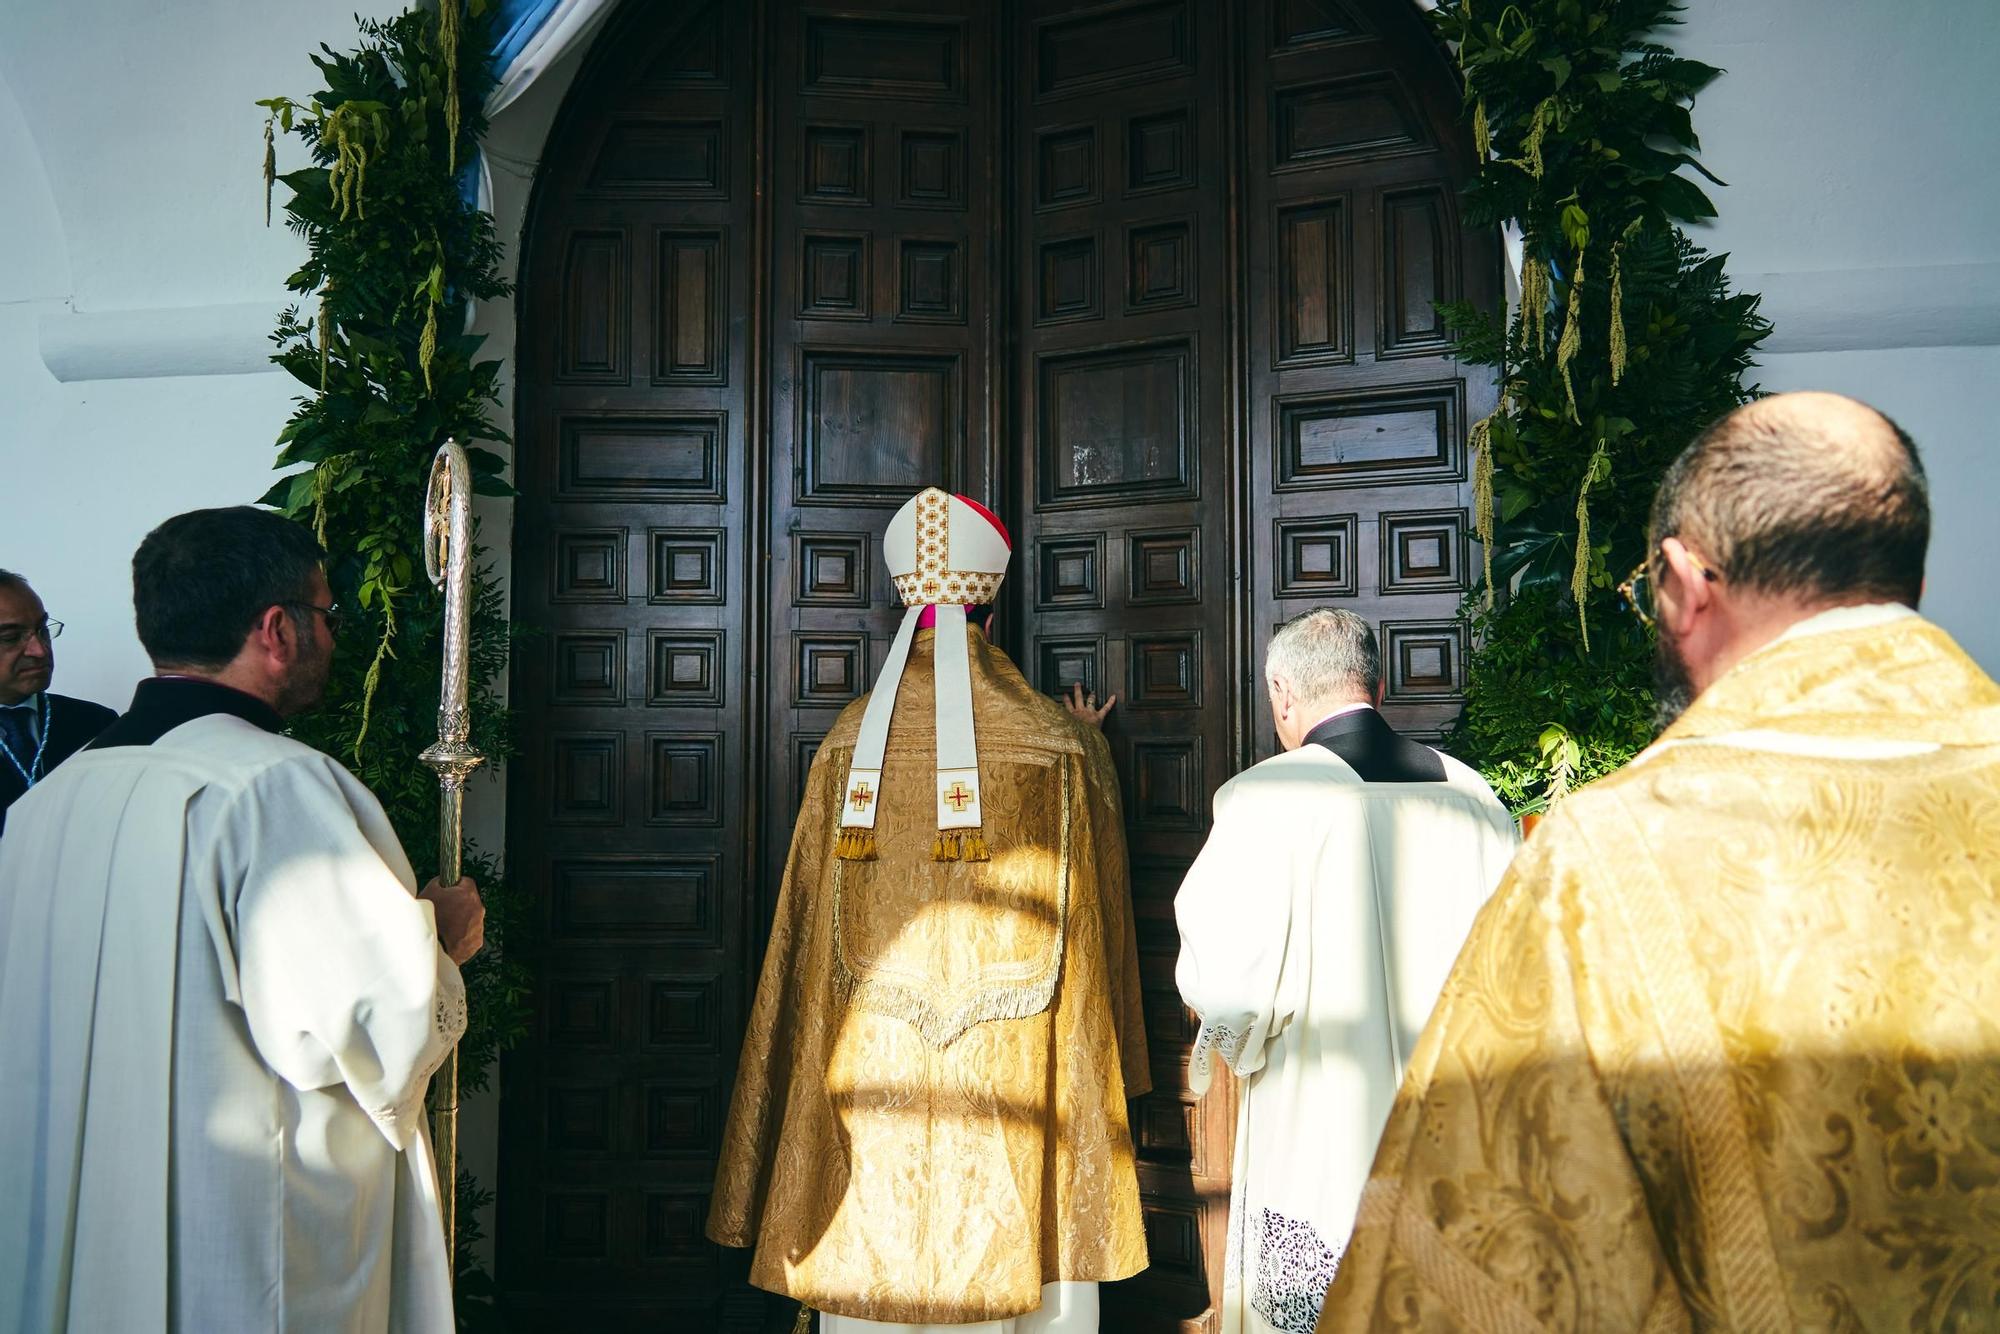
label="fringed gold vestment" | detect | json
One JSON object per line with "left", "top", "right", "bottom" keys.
{"left": 709, "top": 627, "right": 1150, "bottom": 1323}
{"left": 1321, "top": 612, "right": 2000, "bottom": 1332}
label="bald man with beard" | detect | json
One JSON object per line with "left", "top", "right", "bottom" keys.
{"left": 1318, "top": 393, "right": 2000, "bottom": 1331}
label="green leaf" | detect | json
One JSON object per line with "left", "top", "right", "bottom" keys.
{"left": 1540, "top": 55, "right": 1572, "bottom": 88}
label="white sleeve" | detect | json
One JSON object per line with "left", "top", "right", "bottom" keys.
{"left": 221, "top": 757, "right": 465, "bottom": 1149}
{"left": 1173, "top": 772, "right": 1310, "bottom": 1094}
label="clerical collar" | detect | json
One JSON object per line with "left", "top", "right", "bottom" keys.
{"left": 87, "top": 676, "right": 285, "bottom": 750}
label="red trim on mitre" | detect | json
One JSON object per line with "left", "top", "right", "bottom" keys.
{"left": 953, "top": 494, "right": 1012, "bottom": 550}
{"left": 915, "top": 494, "right": 1009, "bottom": 628}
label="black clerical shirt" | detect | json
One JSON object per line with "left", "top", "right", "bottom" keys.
{"left": 1301, "top": 705, "right": 1446, "bottom": 783}
{"left": 87, "top": 677, "right": 285, "bottom": 751}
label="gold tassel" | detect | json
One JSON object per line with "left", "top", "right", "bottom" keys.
{"left": 1469, "top": 409, "right": 1498, "bottom": 606}
{"left": 262, "top": 116, "right": 277, "bottom": 227}
{"left": 837, "top": 828, "right": 876, "bottom": 862}
{"left": 965, "top": 832, "right": 989, "bottom": 863}
{"left": 1471, "top": 99, "right": 1490, "bottom": 160}
{"left": 1555, "top": 254, "right": 1585, "bottom": 423}
{"left": 439, "top": 0, "right": 462, "bottom": 173}
{"left": 792, "top": 1303, "right": 813, "bottom": 1334}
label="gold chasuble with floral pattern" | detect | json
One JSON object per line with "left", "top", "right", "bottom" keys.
{"left": 710, "top": 625, "right": 1150, "bottom": 1324}
{"left": 1319, "top": 609, "right": 2000, "bottom": 1333}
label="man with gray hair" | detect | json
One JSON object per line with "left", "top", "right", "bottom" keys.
{"left": 1174, "top": 608, "right": 1515, "bottom": 1334}
{"left": 0, "top": 570, "right": 115, "bottom": 836}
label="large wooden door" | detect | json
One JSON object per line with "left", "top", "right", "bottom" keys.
{"left": 507, "top": 2, "right": 1492, "bottom": 1328}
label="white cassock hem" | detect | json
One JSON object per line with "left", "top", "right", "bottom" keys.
{"left": 821, "top": 1281, "right": 1098, "bottom": 1334}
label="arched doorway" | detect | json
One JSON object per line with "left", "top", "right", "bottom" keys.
{"left": 505, "top": 2, "right": 1496, "bottom": 1328}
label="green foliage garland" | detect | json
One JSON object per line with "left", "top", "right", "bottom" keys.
{"left": 256, "top": 3, "right": 528, "bottom": 1308}
{"left": 1433, "top": 0, "right": 1772, "bottom": 811}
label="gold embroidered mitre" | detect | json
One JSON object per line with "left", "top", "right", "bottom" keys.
{"left": 837, "top": 487, "right": 1011, "bottom": 862}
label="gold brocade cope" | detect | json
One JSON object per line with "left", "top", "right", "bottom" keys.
{"left": 832, "top": 766, "right": 1070, "bottom": 1047}
{"left": 1321, "top": 613, "right": 2000, "bottom": 1332}
{"left": 709, "top": 627, "right": 1150, "bottom": 1325}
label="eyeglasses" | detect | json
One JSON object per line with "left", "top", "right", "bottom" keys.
{"left": 1618, "top": 548, "right": 1718, "bottom": 628}
{"left": 0, "top": 621, "right": 62, "bottom": 650}
{"left": 283, "top": 602, "right": 346, "bottom": 638}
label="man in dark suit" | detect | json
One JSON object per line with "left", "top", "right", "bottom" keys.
{"left": 0, "top": 570, "right": 116, "bottom": 835}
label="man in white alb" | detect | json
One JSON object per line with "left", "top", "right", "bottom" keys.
{"left": 1174, "top": 609, "right": 1517, "bottom": 1334}
{"left": 0, "top": 506, "right": 485, "bottom": 1334}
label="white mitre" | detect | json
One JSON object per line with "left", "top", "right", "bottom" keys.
{"left": 836, "top": 487, "right": 1011, "bottom": 863}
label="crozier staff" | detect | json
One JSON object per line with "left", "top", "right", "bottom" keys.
{"left": 0, "top": 506, "right": 484, "bottom": 1333}
{"left": 0, "top": 570, "right": 114, "bottom": 835}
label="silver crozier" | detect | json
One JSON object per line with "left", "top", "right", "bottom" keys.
{"left": 419, "top": 438, "right": 484, "bottom": 1277}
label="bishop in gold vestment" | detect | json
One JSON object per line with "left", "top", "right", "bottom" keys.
{"left": 1320, "top": 606, "right": 2000, "bottom": 1331}
{"left": 710, "top": 489, "right": 1149, "bottom": 1329}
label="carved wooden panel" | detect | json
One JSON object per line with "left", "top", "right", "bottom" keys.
{"left": 1275, "top": 198, "right": 1350, "bottom": 366}
{"left": 550, "top": 631, "right": 625, "bottom": 706}
{"left": 544, "top": 1195, "right": 610, "bottom": 1259}
{"left": 797, "top": 349, "right": 959, "bottom": 503}
{"left": 551, "top": 856, "right": 722, "bottom": 945}
{"left": 587, "top": 120, "right": 727, "bottom": 195}
{"left": 899, "top": 129, "right": 965, "bottom": 208}
{"left": 647, "top": 630, "right": 725, "bottom": 707}
{"left": 1035, "top": 635, "right": 1106, "bottom": 699}
{"left": 800, "top": 232, "right": 870, "bottom": 319}
{"left": 1036, "top": 125, "right": 1098, "bottom": 209}
{"left": 1035, "top": 0, "right": 1192, "bottom": 98}
{"left": 1129, "top": 527, "right": 1199, "bottom": 604}
{"left": 899, "top": 239, "right": 964, "bottom": 323}
{"left": 1037, "top": 233, "right": 1101, "bottom": 324}
{"left": 558, "top": 414, "right": 725, "bottom": 500}
{"left": 643, "top": 1084, "right": 715, "bottom": 1155}
{"left": 649, "top": 528, "right": 725, "bottom": 604}
{"left": 792, "top": 532, "right": 871, "bottom": 607}
{"left": 1130, "top": 736, "right": 1204, "bottom": 830}
{"left": 547, "top": 1086, "right": 613, "bottom": 1153}
{"left": 801, "top": 124, "right": 868, "bottom": 204}
{"left": 802, "top": 14, "right": 965, "bottom": 100}
{"left": 1129, "top": 632, "right": 1201, "bottom": 708}
{"left": 551, "top": 528, "right": 627, "bottom": 604}
{"left": 646, "top": 976, "right": 721, "bottom": 1049}
{"left": 794, "top": 634, "right": 869, "bottom": 708}
{"left": 647, "top": 732, "right": 722, "bottom": 825}
{"left": 1274, "top": 514, "right": 1360, "bottom": 598}
{"left": 1380, "top": 508, "right": 1467, "bottom": 593}
{"left": 1274, "top": 383, "right": 1463, "bottom": 491}
{"left": 1381, "top": 619, "right": 1469, "bottom": 703}
{"left": 546, "top": 976, "right": 617, "bottom": 1049}
{"left": 551, "top": 731, "right": 624, "bottom": 825}
{"left": 1272, "top": 74, "right": 1426, "bottom": 170}
{"left": 1273, "top": 0, "right": 1367, "bottom": 49}
{"left": 1127, "top": 219, "right": 1196, "bottom": 311}
{"left": 1141, "top": 1199, "right": 1207, "bottom": 1283}
{"left": 1037, "top": 532, "right": 1104, "bottom": 609}
{"left": 1379, "top": 185, "right": 1455, "bottom": 356}
{"left": 559, "top": 230, "right": 628, "bottom": 383}
{"left": 643, "top": 1192, "right": 715, "bottom": 1262}
{"left": 656, "top": 231, "right": 727, "bottom": 383}
{"left": 1038, "top": 341, "right": 1194, "bottom": 505}
{"left": 1128, "top": 107, "right": 1193, "bottom": 195}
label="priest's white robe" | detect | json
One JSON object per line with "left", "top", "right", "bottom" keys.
{"left": 0, "top": 713, "right": 465, "bottom": 1334}
{"left": 1175, "top": 744, "right": 1517, "bottom": 1334}
{"left": 820, "top": 1282, "right": 1096, "bottom": 1334}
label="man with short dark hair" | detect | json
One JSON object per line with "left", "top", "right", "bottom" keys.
{"left": 1321, "top": 392, "right": 2000, "bottom": 1330}
{"left": 1175, "top": 608, "right": 1516, "bottom": 1334}
{"left": 0, "top": 506, "right": 485, "bottom": 1333}
{"left": 0, "top": 571, "right": 114, "bottom": 835}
